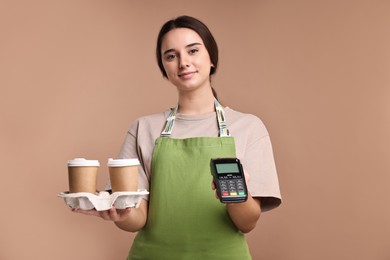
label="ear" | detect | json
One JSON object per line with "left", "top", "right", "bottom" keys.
{"left": 211, "top": 64, "right": 215, "bottom": 68}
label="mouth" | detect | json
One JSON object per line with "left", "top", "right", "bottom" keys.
{"left": 178, "top": 71, "right": 197, "bottom": 79}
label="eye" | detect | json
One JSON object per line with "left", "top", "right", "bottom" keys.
{"left": 165, "top": 54, "right": 177, "bottom": 61}
{"left": 189, "top": 48, "right": 199, "bottom": 55}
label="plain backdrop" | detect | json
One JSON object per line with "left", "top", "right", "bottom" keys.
{"left": 0, "top": 1, "right": 389, "bottom": 259}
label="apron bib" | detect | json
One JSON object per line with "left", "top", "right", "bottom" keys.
{"left": 128, "top": 100, "right": 251, "bottom": 260}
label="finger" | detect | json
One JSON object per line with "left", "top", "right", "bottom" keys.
{"left": 211, "top": 181, "right": 216, "bottom": 190}
{"left": 244, "top": 171, "right": 251, "bottom": 187}
{"left": 98, "top": 210, "right": 112, "bottom": 221}
{"left": 244, "top": 171, "right": 250, "bottom": 181}
{"left": 72, "top": 208, "right": 100, "bottom": 217}
{"left": 108, "top": 207, "right": 121, "bottom": 221}
{"left": 116, "top": 207, "right": 132, "bottom": 221}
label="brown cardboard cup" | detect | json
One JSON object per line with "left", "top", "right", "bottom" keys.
{"left": 108, "top": 158, "right": 139, "bottom": 192}
{"left": 67, "top": 158, "right": 100, "bottom": 193}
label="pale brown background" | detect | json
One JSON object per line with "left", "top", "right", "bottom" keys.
{"left": 0, "top": 0, "right": 389, "bottom": 259}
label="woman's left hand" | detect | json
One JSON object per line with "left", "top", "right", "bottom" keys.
{"left": 211, "top": 171, "right": 250, "bottom": 200}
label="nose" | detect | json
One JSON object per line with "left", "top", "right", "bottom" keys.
{"left": 179, "top": 53, "right": 190, "bottom": 69}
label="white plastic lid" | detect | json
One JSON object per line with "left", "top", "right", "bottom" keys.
{"left": 67, "top": 158, "right": 100, "bottom": 167}
{"left": 107, "top": 158, "right": 140, "bottom": 167}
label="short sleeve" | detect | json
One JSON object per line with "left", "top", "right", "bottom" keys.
{"left": 244, "top": 134, "right": 281, "bottom": 212}
{"left": 230, "top": 112, "right": 282, "bottom": 212}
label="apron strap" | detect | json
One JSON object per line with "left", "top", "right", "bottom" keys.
{"left": 215, "top": 99, "right": 230, "bottom": 137}
{"left": 160, "top": 98, "right": 230, "bottom": 137}
{"left": 160, "top": 104, "right": 178, "bottom": 137}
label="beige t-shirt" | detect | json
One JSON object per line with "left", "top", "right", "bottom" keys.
{"left": 115, "top": 107, "right": 281, "bottom": 212}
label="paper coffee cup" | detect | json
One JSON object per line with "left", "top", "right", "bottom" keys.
{"left": 108, "top": 158, "right": 140, "bottom": 192}
{"left": 67, "top": 158, "right": 100, "bottom": 193}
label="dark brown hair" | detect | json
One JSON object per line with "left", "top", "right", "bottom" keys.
{"left": 156, "top": 15, "right": 219, "bottom": 78}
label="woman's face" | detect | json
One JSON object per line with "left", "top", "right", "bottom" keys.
{"left": 161, "top": 28, "right": 213, "bottom": 94}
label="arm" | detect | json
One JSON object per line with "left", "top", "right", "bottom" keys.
{"left": 212, "top": 171, "right": 261, "bottom": 233}
{"left": 114, "top": 199, "right": 148, "bottom": 232}
{"left": 226, "top": 196, "right": 261, "bottom": 233}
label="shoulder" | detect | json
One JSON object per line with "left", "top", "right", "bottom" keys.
{"left": 225, "top": 107, "right": 269, "bottom": 138}
{"left": 135, "top": 109, "right": 170, "bottom": 125}
{"left": 128, "top": 109, "right": 171, "bottom": 135}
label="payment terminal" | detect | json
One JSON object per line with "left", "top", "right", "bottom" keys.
{"left": 210, "top": 158, "right": 248, "bottom": 203}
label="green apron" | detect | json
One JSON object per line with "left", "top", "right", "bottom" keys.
{"left": 128, "top": 99, "right": 251, "bottom": 260}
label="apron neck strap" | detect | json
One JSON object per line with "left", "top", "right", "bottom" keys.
{"left": 161, "top": 98, "right": 230, "bottom": 137}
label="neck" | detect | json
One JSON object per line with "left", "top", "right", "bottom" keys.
{"left": 177, "top": 88, "right": 215, "bottom": 115}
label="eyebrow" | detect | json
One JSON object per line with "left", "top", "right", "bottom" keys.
{"left": 162, "top": 42, "right": 202, "bottom": 55}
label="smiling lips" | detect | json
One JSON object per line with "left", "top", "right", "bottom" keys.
{"left": 178, "top": 71, "right": 197, "bottom": 79}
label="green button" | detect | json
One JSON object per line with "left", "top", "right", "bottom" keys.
{"left": 238, "top": 191, "right": 245, "bottom": 195}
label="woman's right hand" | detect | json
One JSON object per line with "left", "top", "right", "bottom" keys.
{"left": 72, "top": 207, "right": 132, "bottom": 222}
{"left": 72, "top": 199, "right": 148, "bottom": 232}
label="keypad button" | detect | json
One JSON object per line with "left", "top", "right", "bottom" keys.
{"left": 218, "top": 177, "right": 246, "bottom": 198}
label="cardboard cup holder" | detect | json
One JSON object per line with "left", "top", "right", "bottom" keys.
{"left": 58, "top": 190, "right": 149, "bottom": 211}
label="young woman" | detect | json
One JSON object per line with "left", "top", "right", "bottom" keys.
{"left": 75, "top": 15, "right": 281, "bottom": 259}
